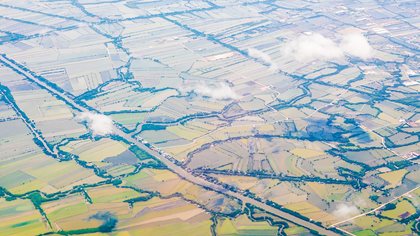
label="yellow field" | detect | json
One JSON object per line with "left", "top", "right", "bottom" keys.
{"left": 290, "top": 148, "right": 325, "bottom": 159}
{"left": 0, "top": 199, "right": 48, "bottom": 236}
{"left": 163, "top": 136, "right": 214, "bottom": 161}
{"left": 86, "top": 185, "right": 145, "bottom": 203}
{"left": 106, "top": 165, "right": 137, "bottom": 177}
{"left": 284, "top": 226, "right": 308, "bottom": 235}
{"left": 381, "top": 199, "right": 416, "bottom": 219}
{"left": 213, "top": 175, "right": 260, "bottom": 190}
{"left": 167, "top": 125, "right": 207, "bottom": 141}
{"left": 378, "top": 169, "right": 408, "bottom": 189}
{"left": 353, "top": 215, "right": 394, "bottom": 231}
{"left": 117, "top": 197, "right": 212, "bottom": 236}
{"left": 123, "top": 168, "right": 184, "bottom": 195}
{"left": 306, "top": 182, "right": 351, "bottom": 201}
{"left": 216, "top": 214, "right": 278, "bottom": 236}
{"left": 61, "top": 138, "right": 128, "bottom": 162}
{"left": 378, "top": 113, "right": 400, "bottom": 124}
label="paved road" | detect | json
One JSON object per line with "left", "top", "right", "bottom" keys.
{"left": 0, "top": 55, "right": 341, "bottom": 236}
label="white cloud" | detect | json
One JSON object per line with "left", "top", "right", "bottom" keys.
{"left": 193, "top": 82, "right": 239, "bottom": 100}
{"left": 78, "top": 112, "right": 114, "bottom": 136}
{"left": 248, "top": 48, "right": 278, "bottom": 72}
{"left": 280, "top": 32, "right": 374, "bottom": 62}
{"left": 340, "top": 32, "right": 374, "bottom": 59}
{"left": 332, "top": 203, "right": 360, "bottom": 220}
{"left": 281, "top": 33, "right": 344, "bottom": 62}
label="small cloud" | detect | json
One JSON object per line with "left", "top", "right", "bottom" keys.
{"left": 247, "top": 48, "right": 278, "bottom": 72}
{"left": 193, "top": 82, "right": 239, "bottom": 100}
{"left": 280, "top": 32, "right": 374, "bottom": 62}
{"left": 332, "top": 203, "right": 360, "bottom": 220}
{"left": 78, "top": 112, "right": 114, "bottom": 136}
{"left": 340, "top": 32, "right": 374, "bottom": 59}
{"left": 281, "top": 33, "right": 344, "bottom": 62}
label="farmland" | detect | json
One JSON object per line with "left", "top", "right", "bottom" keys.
{"left": 0, "top": 0, "right": 419, "bottom": 235}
